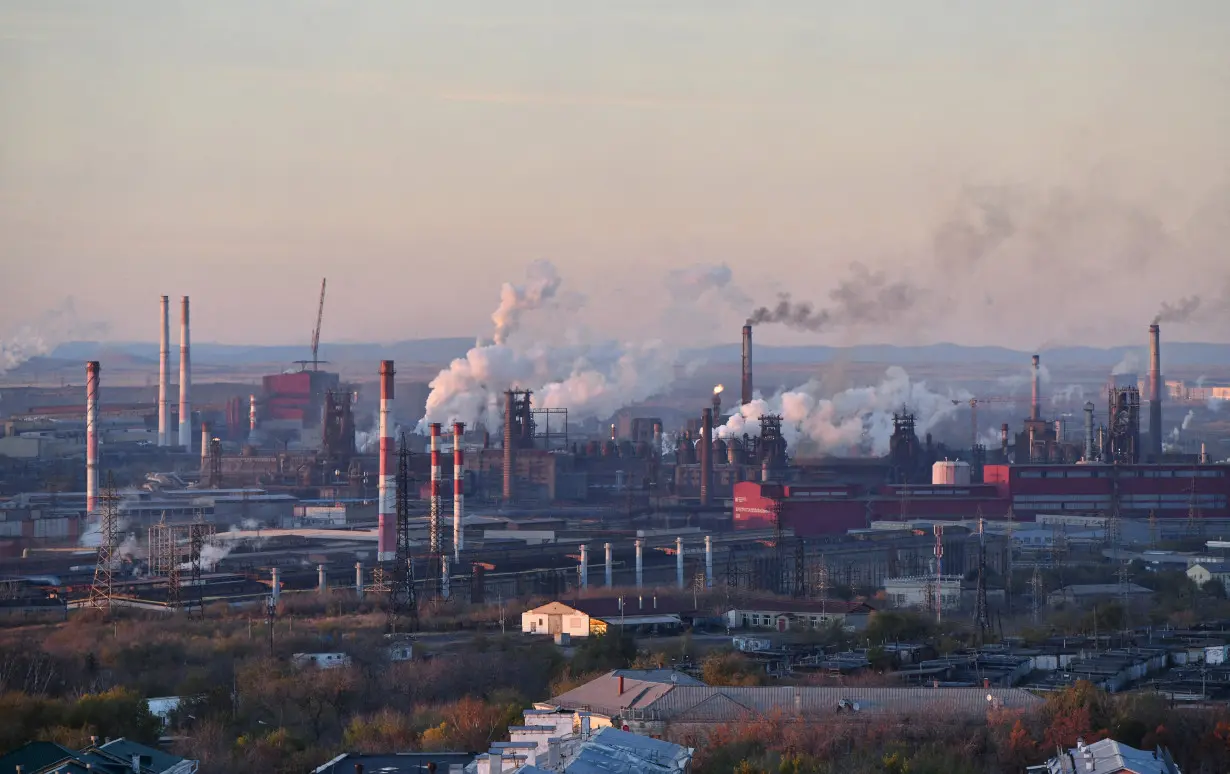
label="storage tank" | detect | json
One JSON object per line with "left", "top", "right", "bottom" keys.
{"left": 931, "top": 460, "right": 971, "bottom": 486}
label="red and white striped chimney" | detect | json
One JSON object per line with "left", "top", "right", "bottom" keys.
{"left": 453, "top": 421, "right": 465, "bottom": 561}
{"left": 430, "top": 423, "right": 442, "bottom": 555}
{"left": 86, "top": 361, "right": 100, "bottom": 513}
{"left": 178, "top": 296, "right": 192, "bottom": 451}
{"left": 377, "top": 360, "right": 396, "bottom": 562}
{"left": 158, "top": 296, "right": 170, "bottom": 446}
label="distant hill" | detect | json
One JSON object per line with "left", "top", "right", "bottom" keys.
{"left": 43, "top": 338, "right": 1230, "bottom": 369}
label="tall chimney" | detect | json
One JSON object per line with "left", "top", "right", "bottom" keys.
{"left": 355, "top": 561, "right": 364, "bottom": 598}
{"left": 1000, "top": 423, "right": 1009, "bottom": 460}
{"left": 741, "top": 323, "right": 753, "bottom": 406}
{"left": 200, "top": 422, "right": 209, "bottom": 462}
{"left": 377, "top": 360, "right": 395, "bottom": 562}
{"left": 675, "top": 536, "right": 685, "bottom": 589}
{"left": 270, "top": 567, "right": 281, "bottom": 602}
{"left": 317, "top": 564, "right": 327, "bottom": 594}
{"left": 1084, "top": 402, "right": 1095, "bottom": 461}
{"left": 248, "top": 394, "right": 257, "bottom": 438}
{"left": 579, "top": 544, "right": 589, "bottom": 589}
{"left": 699, "top": 408, "right": 713, "bottom": 505}
{"left": 1030, "top": 354, "right": 1040, "bottom": 422}
{"left": 429, "top": 423, "right": 442, "bottom": 555}
{"left": 604, "top": 542, "right": 613, "bottom": 587}
{"left": 704, "top": 535, "right": 713, "bottom": 589}
{"left": 86, "top": 361, "right": 100, "bottom": 513}
{"left": 178, "top": 296, "right": 191, "bottom": 451}
{"left": 712, "top": 390, "right": 721, "bottom": 421}
{"left": 502, "top": 390, "right": 515, "bottom": 503}
{"left": 453, "top": 421, "right": 465, "bottom": 561}
{"left": 635, "top": 539, "right": 643, "bottom": 589}
{"left": 158, "top": 296, "right": 170, "bottom": 446}
{"left": 1149, "top": 323, "right": 1163, "bottom": 461}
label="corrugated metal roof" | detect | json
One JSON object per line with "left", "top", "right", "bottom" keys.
{"left": 551, "top": 673, "right": 676, "bottom": 717}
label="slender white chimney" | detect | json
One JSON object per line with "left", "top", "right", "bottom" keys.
{"left": 604, "top": 542, "right": 613, "bottom": 587}
{"left": 270, "top": 568, "right": 281, "bottom": 602}
{"left": 355, "top": 562, "right": 364, "bottom": 598}
{"left": 579, "top": 544, "right": 589, "bottom": 589}
{"left": 377, "top": 361, "right": 395, "bottom": 562}
{"left": 676, "top": 536, "right": 685, "bottom": 589}
{"left": 158, "top": 296, "right": 170, "bottom": 446}
{"left": 178, "top": 296, "right": 192, "bottom": 451}
{"left": 200, "top": 422, "right": 209, "bottom": 462}
{"left": 1084, "top": 402, "right": 1095, "bottom": 461}
{"left": 635, "top": 539, "right": 643, "bottom": 589}
{"left": 705, "top": 535, "right": 713, "bottom": 589}
{"left": 453, "top": 421, "right": 465, "bottom": 562}
{"left": 85, "top": 361, "right": 100, "bottom": 513}
{"left": 318, "top": 564, "right": 327, "bottom": 594}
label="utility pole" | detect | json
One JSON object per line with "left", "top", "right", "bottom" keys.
{"left": 265, "top": 595, "right": 277, "bottom": 657}
{"left": 1030, "top": 564, "right": 1043, "bottom": 625}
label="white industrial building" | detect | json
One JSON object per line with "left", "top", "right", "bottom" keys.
{"left": 521, "top": 597, "right": 693, "bottom": 639}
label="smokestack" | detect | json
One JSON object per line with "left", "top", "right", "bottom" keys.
{"left": 676, "top": 537, "right": 685, "bottom": 589}
{"left": 1201, "top": 442, "right": 1209, "bottom": 464}
{"left": 1149, "top": 323, "right": 1163, "bottom": 461}
{"left": 712, "top": 390, "right": 721, "bottom": 421}
{"left": 705, "top": 535, "right": 713, "bottom": 589}
{"left": 178, "top": 296, "right": 191, "bottom": 451}
{"left": 1084, "top": 402, "right": 1095, "bottom": 461}
{"left": 1000, "top": 423, "right": 1009, "bottom": 460}
{"left": 248, "top": 394, "right": 257, "bottom": 437}
{"left": 430, "top": 423, "right": 441, "bottom": 555}
{"left": 318, "top": 564, "right": 327, "bottom": 594}
{"left": 355, "top": 562, "right": 363, "bottom": 598}
{"left": 635, "top": 539, "right": 643, "bottom": 589}
{"left": 503, "top": 390, "right": 515, "bottom": 503}
{"left": 579, "top": 544, "right": 588, "bottom": 589}
{"left": 700, "top": 408, "right": 713, "bottom": 506}
{"left": 377, "top": 361, "right": 395, "bottom": 562}
{"left": 741, "top": 323, "right": 753, "bottom": 406}
{"left": 453, "top": 422, "right": 465, "bottom": 562}
{"left": 86, "top": 361, "right": 100, "bottom": 513}
{"left": 604, "top": 542, "right": 613, "bottom": 587}
{"left": 200, "top": 423, "right": 209, "bottom": 462}
{"left": 271, "top": 567, "right": 281, "bottom": 602}
{"left": 1030, "top": 354, "right": 1040, "bottom": 422}
{"left": 158, "top": 296, "right": 170, "bottom": 446}
{"left": 441, "top": 555, "right": 450, "bottom": 599}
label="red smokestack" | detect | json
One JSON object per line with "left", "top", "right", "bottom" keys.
{"left": 1149, "top": 323, "right": 1162, "bottom": 461}
{"left": 741, "top": 323, "right": 753, "bottom": 406}
{"left": 430, "top": 422, "right": 442, "bottom": 555}
{"left": 453, "top": 422, "right": 465, "bottom": 561}
{"left": 377, "top": 361, "right": 395, "bottom": 562}
{"left": 86, "top": 361, "right": 100, "bottom": 513}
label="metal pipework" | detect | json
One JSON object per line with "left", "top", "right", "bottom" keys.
{"left": 453, "top": 421, "right": 465, "bottom": 562}
{"left": 158, "top": 296, "right": 170, "bottom": 446}
{"left": 676, "top": 537, "right": 685, "bottom": 589}
{"left": 604, "top": 543, "right": 613, "bottom": 587}
{"left": 178, "top": 296, "right": 191, "bottom": 451}
{"left": 635, "top": 539, "right": 643, "bottom": 589}
{"left": 85, "top": 361, "right": 100, "bottom": 513}
{"left": 377, "top": 360, "right": 396, "bottom": 562}
{"left": 502, "top": 390, "right": 515, "bottom": 502}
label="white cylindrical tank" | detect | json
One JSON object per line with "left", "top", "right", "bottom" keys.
{"left": 931, "top": 460, "right": 971, "bottom": 486}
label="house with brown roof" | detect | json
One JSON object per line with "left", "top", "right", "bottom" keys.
{"left": 725, "top": 599, "right": 876, "bottom": 632}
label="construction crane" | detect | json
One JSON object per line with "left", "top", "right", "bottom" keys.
{"left": 951, "top": 397, "right": 1019, "bottom": 450}
{"left": 311, "top": 278, "right": 326, "bottom": 371}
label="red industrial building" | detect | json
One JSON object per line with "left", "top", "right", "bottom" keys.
{"left": 735, "top": 463, "right": 1230, "bottom": 536}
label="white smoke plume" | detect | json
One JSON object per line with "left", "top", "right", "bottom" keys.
{"left": 1111, "top": 351, "right": 1141, "bottom": 376}
{"left": 715, "top": 366, "right": 969, "bottom": 456}
{"left": 0, "top": 297, "right": 109, "bottom": 376}
{"left": 198, "top": 542, "right": 230, "bottom": 571}
{"left": 996, "top": 360, "right": 1051, "bottom": 395}
{"left": 419, "top": 265, "right": 678, "bottom": 431}
{"left": 1051, "top": 384, "right": 1086, "bottom": 407}
{"left": 665, "top": 263, "right": 750, "bottom": 308}
{"left": 490, "top": 261, "right": 562, "bottom": 346}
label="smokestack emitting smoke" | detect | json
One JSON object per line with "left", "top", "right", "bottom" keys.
{"left": 741, "top": 323, "right": 753, "bottom": 406}
{"left": 502, "top": 390, "right": 514, "bottom": 503}
{"left": 377, "top": 360, "right": 395, "bottom": 562}
{"left": 430, "top": 423, "right": 442, "bottom": 555}
{"left": 700, "top": 407, "right": 713, "bottom": 506}
{"left": 1149, "top": 323, "right": 1163, "bottom": 461}
{"left": 453, "top": 421, "right": 465, "bottom": 561}
{"left": 158, "top": 296, "right": 170, "bottom": 447}
{"left": 178, "top": 296, "right": 191, "bottom": 451}
{"left": 747, "top": 263, "right": 917, "bottom": 332}
{"left": 1030, "top": 354, "right": 1040, "bottom": 422}
{"left": 85, "top": 361, "right": 99, "bottom": 513}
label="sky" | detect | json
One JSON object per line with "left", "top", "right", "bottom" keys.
{"left": 2, "top": 0, "right": 1229, "bottom": 351}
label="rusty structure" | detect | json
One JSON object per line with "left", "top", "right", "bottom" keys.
{"left": 321, "top": 390, "right": 356, "bottom": 462}
{"left": 502, "top": 389, "right": 535, "bottom": 503}
{"left": 1106, "top": 385, "right": 1141, "bottom": 465}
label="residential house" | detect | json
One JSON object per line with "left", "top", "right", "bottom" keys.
{"left": 725, "top": 599, "right": 875, "bottom": 633}
{"left": 520, "top": 596, "right": 695, "bottom": 639}
{"left": 313, "top": 752, "right": 474, "bottom": 773}
{"left": 1026, "top": 738, "right": 1180, "bottom": 774}
{"left": 0, "top": 738, "right": 197, "bottom": 774}
{"left": 1187, "top": 563, "right": 1230, "bottom": 593}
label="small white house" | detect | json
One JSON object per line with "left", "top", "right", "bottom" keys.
{"left": 521, "top": 601, "right": 597, "bottom": 638}
{"left": 521, "top": 597, "right": 692, "bottom": 639}
{"left": 883, "top": 575, "right": 965, "bottom": 610}
{"left": 1187, "top": 563, "right": 1230, "bottom": 593}
{"left": 292, "top": 652, "right": 352, "bottom": 669}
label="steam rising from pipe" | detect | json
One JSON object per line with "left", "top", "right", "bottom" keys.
{"left": 0, "top": 298, "right": 108, "bottom": 376}
{"left": 715, "top": 366, "right": 969, "bottom": 456}
{"left": 748, "top": 263, "right": 918, "bottom": 332}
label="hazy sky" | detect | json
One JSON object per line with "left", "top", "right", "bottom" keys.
{"left": 2, "top": 0, "right": 1228, "bottom": 351}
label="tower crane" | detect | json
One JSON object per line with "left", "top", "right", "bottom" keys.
{"left": 951, "top": 397, "right": 1020, "bottom": 450}
{"left": 311, "top": 278, "right": 327, "bottom": 371}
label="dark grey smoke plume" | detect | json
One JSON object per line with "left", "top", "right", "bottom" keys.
{"left": 749, "top": 263, "right": 918, "bottom": 332}
{"left": 932, "top": 186, "right": 1015, "bottom": 268}
{"left": 1154, "top": 295, "right": 1201, "bottom": 325}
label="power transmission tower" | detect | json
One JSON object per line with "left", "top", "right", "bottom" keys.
{"left": 389, "top": 434, "right": 418, "bottom": 632}
{"left": 933, "top": 524, "right": 944, "bottom": 624}
{"left": 1030, "top": 563, "right": 1044, "bottom": 624}
{"left": 817, "top": 557, "right": 829, "bottom": 617}
{"left": 793, "top": 538, "right": 806, "bottom": 598}
{"left": 189, "top": 516, "right": 209, "bottom": 617}
{"left": 1004, "top": 507, "right": 1015, "bottom": 614}
{"left": 88, "top": 475, "right": 119, "bottom": 611}
{"left": 973, "top": 517, "right": 991, "bottom": 641}
{"left": 1185, "top": 470, "right": 1204, "bottom": 541}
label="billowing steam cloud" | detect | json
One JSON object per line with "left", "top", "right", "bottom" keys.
{"left": 490, "top": 261, "right": 562, "bottom": 345}
{"left": 714, "top": 366, "right": 969, "bottom": 456}
{"left": 1154, "top": 296, "right": 1202, "bottom": 325}
{"left": 0, "top": 297, "right": 107, "bottom": 376}
{"left": 1169, "top": 409, "right": 1196, "bottom": 443}
{"left": 1111, "top": 351, "right": 1141, "bottom": 376}
{"left": 748, "top": 263, "right": 919, "bottom": 332}
{"left": 419, "top": 266, "right": 677, "bottom": 431}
